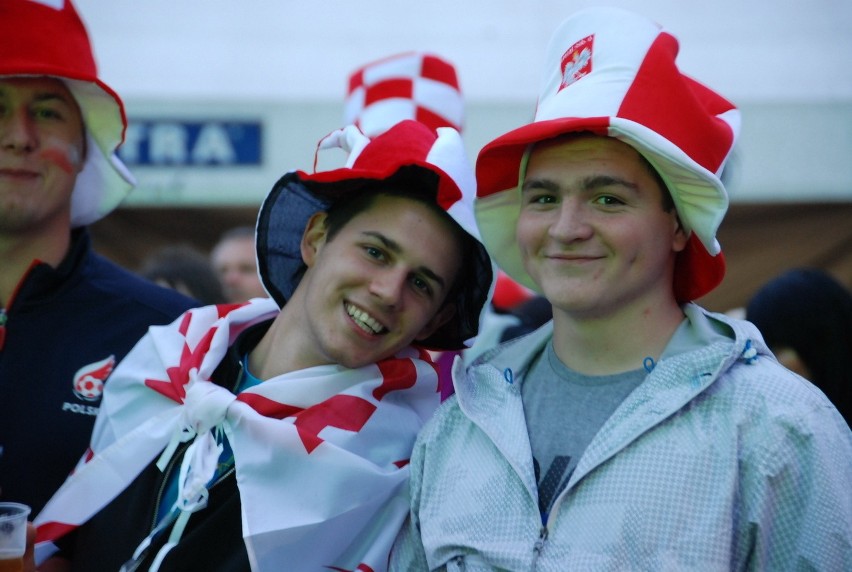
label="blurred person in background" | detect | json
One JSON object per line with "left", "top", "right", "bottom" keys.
{"left": 210, "top": 226, "right": 268, "bottom": 303}
{"left": 747, "top": 267, "right": 852, "bottom": 425}
{"left": 0, "top": 0, "right": 196, "bottom": 515}
{"left": 141, "top": 244, "right": 225, "bottom": 306}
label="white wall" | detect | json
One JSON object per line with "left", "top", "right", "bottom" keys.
{"left": 74, "top": 0, "right": 852, "bottom": 205}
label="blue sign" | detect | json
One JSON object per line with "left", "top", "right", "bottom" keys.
{"left": 119, "top": 120, "right": 262, "bottom": 166}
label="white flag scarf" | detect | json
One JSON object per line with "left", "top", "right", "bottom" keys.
{"left": 34, "top": 298, "right": 441, "bottom": 571}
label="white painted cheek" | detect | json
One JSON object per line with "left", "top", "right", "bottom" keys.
{"left": 66, "top": 144, "right": 83, "bottom": 169}
{"left": 39, "top": 135, "right": 84, "bottom": 174}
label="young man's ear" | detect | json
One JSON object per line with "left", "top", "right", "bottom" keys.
{"left": 414, "top": 303, "right": 457, "bottom": 343}
{"left": 671, "top": 212, "right": 689, "bottom": 254}
{"left": 301, "top": 212, "right": 330, "bottom": 267}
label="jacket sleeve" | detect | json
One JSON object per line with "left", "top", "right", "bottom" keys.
{"left": 388, "top": 433, "right": 431, "bottom": 570}
{"left": 738, "top": 402, "right": 852, "bottom": 571}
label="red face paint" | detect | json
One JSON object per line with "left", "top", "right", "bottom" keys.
{"left": 39, "top": 146, "right": 79, "bottom": 174}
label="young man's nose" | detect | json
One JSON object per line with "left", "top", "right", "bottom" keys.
{"left": 0, "top": 110, "right": 38, "bottom": 152}
{"left": 369, "top": 269, "right": 407, "bottom": 306}
{"left": 549, "top": 200, "right": 594, "bottom": 242}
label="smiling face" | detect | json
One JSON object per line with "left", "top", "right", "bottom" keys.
{"left": 280, "top": 192, "right": 463, "bottom": 370}
{"left": 517, "top": 134, "right": 687, "bottom": 321}
{"left": 0, "top": 77, "right": 86, "bottom": 236}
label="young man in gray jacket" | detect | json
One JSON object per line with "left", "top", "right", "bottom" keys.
{"left": 391, "top": 7, "right": 852, "bottom": 571}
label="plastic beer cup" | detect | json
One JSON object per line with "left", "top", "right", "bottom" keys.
{"left": 0, "top": 503, "right": 31, "bottom": 572}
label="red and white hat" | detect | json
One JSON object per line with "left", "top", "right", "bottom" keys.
{"left": 343, "top": 52, "right": 464, "bottom": 138}
{"left": 0, "top": 0, "right": 135, "bottom": 227}
{"left": 475, "top": 7, "right": 740, "bottom": 302}
{"left": 256, "top": 120, "right": 493, "bottom": 350}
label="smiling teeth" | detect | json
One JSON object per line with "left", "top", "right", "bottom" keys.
{"left": 346, "top": 304, "right": 386, "bottom": 334}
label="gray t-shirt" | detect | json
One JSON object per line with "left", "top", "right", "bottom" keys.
{"left": 522, "top": 341, "right": 646, "bottom": 520}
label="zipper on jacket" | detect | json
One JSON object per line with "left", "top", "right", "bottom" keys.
{"left": 128, "top": 443, "right": 237, "bottom": 570}
{"left": 529, "top": 526, "right": 548, "bottom": 571}
{"left": 149, "top": 440, "right": 237, "bottom": 532}
{"left": 150, "top": 441, "right": 189, "bottom": 532}
{"left": 0, "top": 260, "right": 42, "bottom": 352}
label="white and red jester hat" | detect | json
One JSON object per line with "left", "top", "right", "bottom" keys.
{"left": 475, "top": 7, "right": 740, "bottom": 302}
{"left": 255, "top": 120, "right": 494, "bottom": 351}
{"left": 0, "top": 0, "right": 135, "bottom": 227}
{"left": 343, "top": 52, "right": 464, "bottom": 138}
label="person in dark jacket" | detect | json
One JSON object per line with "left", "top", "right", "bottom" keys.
{"left": 0, "top": 0, "right": 197, "bottom": 515}
{"left": 31, "top": 121, "right": 493, "bottom": 572}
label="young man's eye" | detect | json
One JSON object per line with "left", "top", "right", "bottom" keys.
{"left": 410, "top": 275, "right": 433, "bottom": 296}
{"left": 33, "top": 107, "right": 64, "bottom": 120}
{"left": 594, "top": 195, "right": 625, "bottom": 207}
{"left": 524, "top": 193, "right": 557, "bottom": 206}
{"left": 364, "top": 245, "right": 386, "bottom": 261}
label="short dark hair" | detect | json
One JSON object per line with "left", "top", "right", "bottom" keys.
{"left": 637, "top": 153, "right": 675, "bottom": 213}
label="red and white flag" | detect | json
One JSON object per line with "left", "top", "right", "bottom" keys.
{"left": 35, "top": 298, "right": 441, "bottom": 571}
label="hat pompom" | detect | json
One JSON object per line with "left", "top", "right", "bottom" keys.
{"left": 344, "top": 52, "right": 464, "bottom": 138}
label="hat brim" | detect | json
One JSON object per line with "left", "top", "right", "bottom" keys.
{"left": 64, "top": 78, "right": 135, "bottom": 226}
{"left": 475, "top": 116, "right": 728, "bottom": 302}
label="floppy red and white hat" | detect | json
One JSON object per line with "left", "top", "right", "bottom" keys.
{"left": 0, "top": 0, "right": 135, "bottom": 227}
{"left": 256, "top": 120, "right": 493, "bottom": 350}
{"left": 475, "top": 7, "right": 740, "bottom": 302}
{"left": 343, "top": 52, "right": 464, "bottom": 138}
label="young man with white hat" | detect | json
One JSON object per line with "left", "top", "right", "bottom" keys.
{"left": 0, "top": 0, "right": 197, "bottom": 516}
{"left": 30, "top": 119, "right": 493, "bottom": 572}
{"left": 391, "top": 7, "right": 852, "bottom": 570}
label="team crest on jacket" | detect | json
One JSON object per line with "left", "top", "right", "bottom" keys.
{"left": 560, "top": 34, "right": 594, "bottom": 90}
{"left": 72, "top": 355, "right": 115, "bottom": 401}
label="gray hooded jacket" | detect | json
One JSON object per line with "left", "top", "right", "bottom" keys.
{"left": 391, "top": 304, "right": 852, "bottom": 571}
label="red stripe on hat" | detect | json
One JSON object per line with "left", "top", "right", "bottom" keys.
{"left": 348, "top": 69, "right": 365, "bottom": 94}
{"left": 475, "top": 117, "right": 610, "bottom": 199}
{"left": 414, "top": 105, "right": 455, "bottom": 132}
{"left": 420, "top": 55, "right": 461, "bottom": 89}
{"left": 351, "top": 119, "right": 435, "bottom": 171}
{"left": 673, "top": 235, "right": 725, "bottom": 303}
{"left": 618, "top": 33, "right": 736, "bottom": 174}
{"left": 1, "top": 0, "right": 97, "bottom": 79}
{"left": 364, "top": 78, "right": 413, "bottom": 106}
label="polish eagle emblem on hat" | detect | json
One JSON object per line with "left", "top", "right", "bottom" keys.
{"left": 559, "top": 34, "right": 594, "bottom": 90}
{"left": 72, "top": 355, "right": 115, "bottom": 401}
